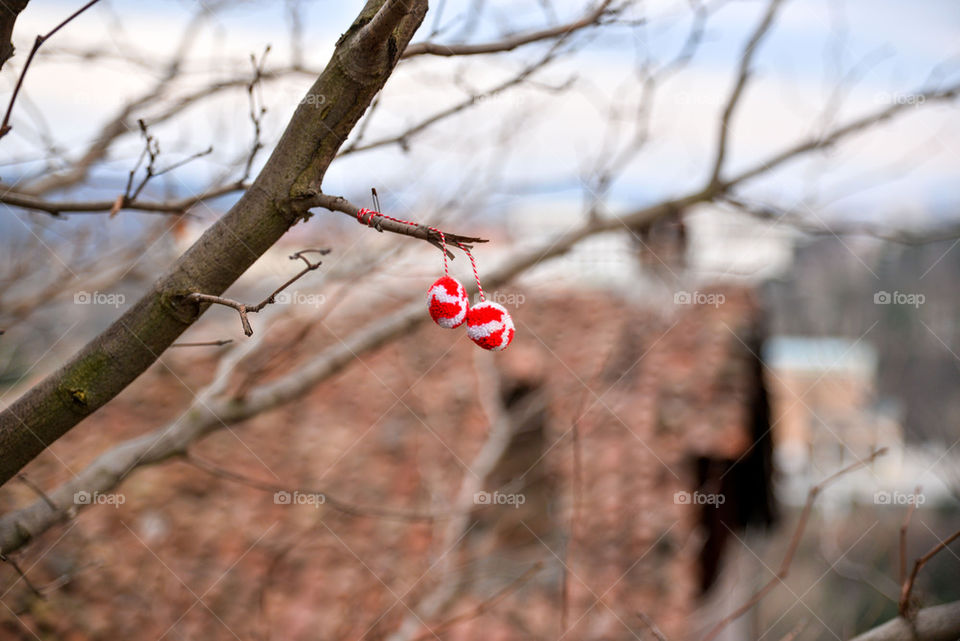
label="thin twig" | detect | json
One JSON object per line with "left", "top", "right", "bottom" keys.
{"left": 721, "top": 195, "right": 960, "bottom": 245}
{"left": 309, "top": 193, "right": 486, "bottom": 259}
{"left": 342, "top": 39, "right": 569, "bottom": 156}
{"left": 899, "top": 486, "right": 921, "bottom": 586}
{"left": 186, "top": 249, "right": 329, "bottom": 336}
{"left": 408, "top": 562, "right": 544, "bottom": 641}
{"left": 0, "top": 180, "right": 248, "bottom": 216}
{"left": 402, "top": 0, "right": 620, "bottom": 58}
{"left": 241, "top": 45, "right": 270, "bottom": 182}
{"left": 899, "top": 526, "right": 960, "bottom": 617}
{"left": 637, "top": 611, "right": 669, "bottom": 641}
{"left": 0, "top": 552, "right": 43, "bottom": 599}
{"left": 123, "top": 119, "right": 213, "bottom": 203}
{"left": 0, "top": 0, "right": 102, "bottom": 140}
{"left": 169, "top": 339, "right": 234, "bottom": 348}
{"left": 709, "top": 0, "right": 786, "bottom": 187}
{"left": 16, "top": 474, "right": 58, "bottom": 513}
{"left": 776, "top": 618, "right": 808, "bottom": 641}
{"left": 700, "top": 448, "right": 888, "bottom": 641}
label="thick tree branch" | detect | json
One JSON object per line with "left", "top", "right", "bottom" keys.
{"left": 0, "top": 193, "right": 698, "bottom": 555}
{"left": 0, "top": 0, "right": 429, "bottom": 487}
{"left": 848, "top": 600, "right": 960, "bottom": 641}
{"left": 0, "top": 1, "right": 30, "bottom": 71}
{"left": 899, "top": 527, "right": 960, "bottom": 616}
{"left": 2, "top": 36, "right": 956, "bottom": 551}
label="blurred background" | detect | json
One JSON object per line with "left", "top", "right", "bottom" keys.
{"left": 1, "top": 1, "right": 959, "bottom": 639}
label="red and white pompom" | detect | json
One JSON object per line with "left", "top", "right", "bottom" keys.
{"left": 427, "top": 276, "right": 469, "bottom": 328}
{"left": 466, "top": 301, "right": 515, "bottom": 351}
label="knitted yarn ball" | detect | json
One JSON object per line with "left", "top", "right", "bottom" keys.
{"left": 466, "top": 301, "right": 515, "bottom": 351}
{"left": 427, "top": 276, "right": 469, "bottom": 328}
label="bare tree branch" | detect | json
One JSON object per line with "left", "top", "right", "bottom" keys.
{"left": 709, "top": 0, "right": 787, "bottom": 187}
{"left": 899, "top": 527, "right": 960, "bottom": 617}
{"left": 183, "top": 453, "right": 444, "bottom": 522}
{"left": 722, "top": 82, "right": 960, "bottom": 190}
{"left": 899, "top": 486, "right": 921, "bottom": 586}
{"left": 340, "top": 41, "right": 570, "bottom": 156}
{"left": 408, "top": 562, "right": 544, "bottom": 641}
{"left": 309, "top": 193, "right": 487, "bottom": 258}
{"left": 169, "top": 339, "right": 234, "bottom": 348}
{"left": 186, "top": 249, "right": 328, "bottom": 337}
{"left": 849, "top": 600, "right": 960, "bottom": 641}
{"left": 700, "top": 449, "right": 888, "bottom": 641}
{"left": 18, "top": 8, "right": 214, "bottom": 195}
{"left": 0, "top": 0, "right": 101, "bottom": 139}
{"left": 0, "top": 180, "right": 248, "bottom": 216}
{"left": 402, "top": 0, "right": 619, "bottom": 58}
{"left": 0, "top": 0, "right": 431, "bottom": 487}
{"left": 721, "top": 196, "right": 960, "bottom": 244}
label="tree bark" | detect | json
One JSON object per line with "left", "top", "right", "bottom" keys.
{"left": 0, "top": 0, "right": 428, "bottom": 486}
{"left": 0, "top": 0, "right": 29, "bottom": 70}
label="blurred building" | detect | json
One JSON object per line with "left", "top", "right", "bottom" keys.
{"left": 7, "top": 282, "right": 779, "bottom": 641}
{"left": 765, "top": 335, "right": 953, "bottom": 510}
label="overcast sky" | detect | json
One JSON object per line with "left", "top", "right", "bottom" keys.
{"left": 3, "top": 0, "right": 959, "bottom": 232}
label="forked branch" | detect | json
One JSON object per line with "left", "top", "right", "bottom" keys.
{"left": 0, "top": 0, "right": 102, "bottom": 139}
{"left": 186, "top": 249, "right": 329, "bottom": 336}
{"left": 700, "top": 448, "right": 888, "bottom": 641}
